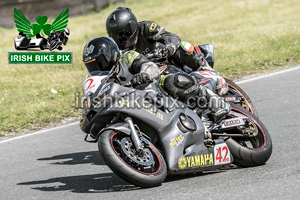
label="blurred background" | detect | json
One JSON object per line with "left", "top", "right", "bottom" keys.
{"left": 0, "top": 0, "right": 123, "bottom": 27}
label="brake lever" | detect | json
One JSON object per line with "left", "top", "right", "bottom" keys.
{"left": 145, "top": 53, "right": 154, "bottom": 59}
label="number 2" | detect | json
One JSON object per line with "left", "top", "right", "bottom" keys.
{"left": 85, "top": 78, "right": 93, "bottom": 91}
{"left": 222, "top": 146, "right": 228, "bottom": 161}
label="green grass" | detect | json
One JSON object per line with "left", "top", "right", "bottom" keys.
{"left": 1, "top": 0, "right": 300, "bottom": 135}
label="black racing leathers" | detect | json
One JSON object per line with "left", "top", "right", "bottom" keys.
{"left": 131, "top": 21, "right": 210, "bottom": 71}
{"left": 169, "top": 48, "right": 211, "bottom": 71}
{"left": 132, "top": 21, "right": 181, "bottom": 56}
{"left": 159, "top": 72, "right": 231, "bottom": 118}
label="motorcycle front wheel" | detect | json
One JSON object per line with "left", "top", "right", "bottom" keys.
{"left": 98, "top": 130, "right": 167, "bottom": 187}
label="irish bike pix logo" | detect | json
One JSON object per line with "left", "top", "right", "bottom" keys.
{"left": 9, "top": 8, "right": 72, "bottom": 64}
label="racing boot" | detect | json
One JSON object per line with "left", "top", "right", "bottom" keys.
{"left": 206, "top": 89, "right": 231, "bottom": 122}
{"left": 215, "top": 76, "right": 229, "bottom": 96}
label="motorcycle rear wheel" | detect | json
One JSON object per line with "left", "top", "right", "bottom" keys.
{"left": 225, "top": 104, "right": 272, "bottom": 167}
{"left": 98, "top": 130, "right": 167, "bottom": 187}
{"left": 224, "top": 78, "right": 258, "bottom": 117}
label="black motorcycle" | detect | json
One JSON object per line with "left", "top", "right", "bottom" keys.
{"left": 80, "top": 69, "right": 272, "bottom": 187}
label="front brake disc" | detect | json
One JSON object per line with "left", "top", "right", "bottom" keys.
{"left": 120, "top": 137, "right": 154, "bottom": 166}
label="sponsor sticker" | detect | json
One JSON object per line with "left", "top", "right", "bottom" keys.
{"left": 136, "top": 102, "right": 164, "bottom": 120}
{"left": 224, "top": 96, "right": 237, "bottom": 102}
{"left": 98, "top": 85, "right": 111, "bottom": 97}
{"left": 178, "top": 153, "right": 214, "bottom": 170}
{"left": 118, "top": 99, "right": 134, "bottom": 107}
{"left": 184, "top": 85, "right": 197, "bottom": 94}
{"left": 178, "top": 156, "right": 187, "bottom": 170}
{"left": 224, "top": 119, "right": 241, "bottom": 126}
{"left": 149, "top": 22, "right": 158, "bottom": 31}
{"left": 169, "top": 134, "right": 184, "bottom": 148}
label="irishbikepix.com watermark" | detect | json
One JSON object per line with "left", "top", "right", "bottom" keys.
{"left": 73, "top": 91, "right": 227, "bottom": 112}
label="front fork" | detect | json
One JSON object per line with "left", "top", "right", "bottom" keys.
{"left": 125, "top": 117, "right": 143, "bottom": 151}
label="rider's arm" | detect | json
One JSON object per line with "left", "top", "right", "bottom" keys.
{"left": 141, "top": 21, "right": 181, "bottom": 56}
{"left": 122, "top": 50, "right": 160, "bottom": 80}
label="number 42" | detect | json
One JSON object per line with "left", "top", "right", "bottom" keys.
{"left": 216, "top": 146, "right": 229, "bottom": 163}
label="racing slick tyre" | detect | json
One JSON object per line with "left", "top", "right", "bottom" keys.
{"left": 225, "top": 104, "right": 272, "bottom": 167}
{"left": 224, "top": 78, "right": 258, "bottom": 117}
{"left": 98, "top": 130, "right": 167, "bottom": 188}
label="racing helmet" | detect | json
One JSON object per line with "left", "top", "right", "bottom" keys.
{"left": 106, "top": 7, "right": 138, "bottom": 50}
{"left": 83, "top": 36, "right": 120, "bottom": 73}
{"left": 64, "top": 28, "right": 70, "bottom": 37}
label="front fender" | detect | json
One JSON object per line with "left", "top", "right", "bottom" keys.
{"left": 97, "top": 122, "right": 131, "bottom": 139}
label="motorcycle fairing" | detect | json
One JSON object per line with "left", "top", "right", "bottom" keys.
{"left": 80, "top": 79, "right": 233, "bottom": 174}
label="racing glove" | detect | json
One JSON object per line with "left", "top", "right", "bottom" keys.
{"left": 195, "top": 53, "right": 212, "bottom": 70}
{"left": 153, "top": 43, "right": 175, "bottom": 58}
{"left": 132, "top": 72, "right": 151, "bottom": 85}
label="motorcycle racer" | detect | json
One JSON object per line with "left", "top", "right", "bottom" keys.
{"left": 106, "top": 7, "right": 212, "bottom": 69}
{"left": 105, "top": 7, "right": 228, "bottom": 96}
{"left": 82, "top": 36, "right": 160, "bottom": 84}
{"left": 82, "top": 36, "right": 230, "bottom": 119}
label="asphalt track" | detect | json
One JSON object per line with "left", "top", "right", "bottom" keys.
{"left": 1, "top": 66, "right": 300, "bottom": 200}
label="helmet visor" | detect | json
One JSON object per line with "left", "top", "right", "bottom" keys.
{"left": 84, "top": 59, "right": 99, "bottom": 73}
{"left": 108, "top": 29, "right": 134, "bottom": 49}
{"left": 84, "top": 54, "right": 110, "bottom": 73}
